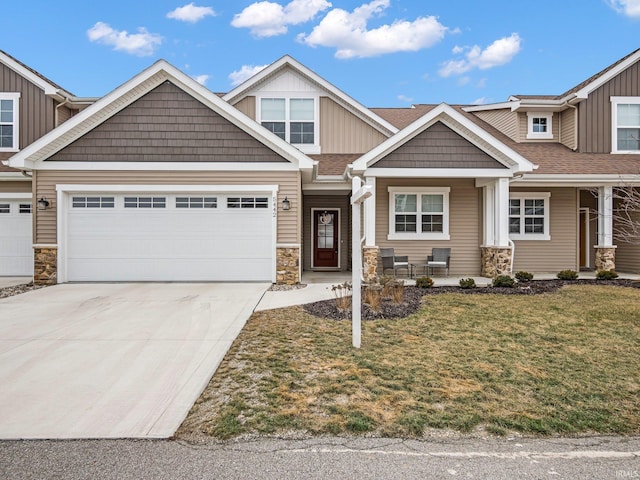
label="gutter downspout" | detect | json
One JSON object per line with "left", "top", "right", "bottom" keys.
{"left": 54, "top": 94, "right": 72, "bottom": 127}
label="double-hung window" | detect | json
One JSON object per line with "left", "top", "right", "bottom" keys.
{"left": 0, "top": 93, "right": 20, "bottom": 151}
{"left": 611, "top": 97, "right": 640, "bottom": 153}
{"left": 388, "top": 187, "right": 450, "bottom": 240}
{"left": 259, "top": 97, "right": 317, "bottom": 152}
{"left": 509, "top": 193, "right": 550, "bottom": 240}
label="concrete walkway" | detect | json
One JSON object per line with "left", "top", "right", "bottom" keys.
{"left": 0, "top": 277, "right": 32, "bottom": 288}
{"left": 0, "top": 282, "right": 268, "bottom": 439}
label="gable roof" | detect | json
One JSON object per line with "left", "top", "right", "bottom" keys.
{"left": 0, "top": 50, "right": 74, "bottom": 99}
{"left": 352, "top": 103, "right": 536, "bottom": 175}
{"left": 7, "top": 60, "right": 314, "bottom": 171}
{"left": 223, "top": 55, "right": 398, "bottom": 138}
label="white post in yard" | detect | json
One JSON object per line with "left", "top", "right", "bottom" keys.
{"left": 351, "top": 176, "right": 373, "bottom": 349}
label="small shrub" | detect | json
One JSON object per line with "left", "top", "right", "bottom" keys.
{"left": 378, "top": 275, "right": 395, "bottom": 297}
{"left": 556, "top": 270, "right": 578, "bottom": 281}
{"left": 458, "top": 277, "right": 476, "bottom": 289}
{"left": 415, "top": 276, "right": 434, "bottom": 288}
{"left": 390, "top": 279, "right": 405, "bottom": 304}
{"left": 363, "top": 284, "right": 383, "bottom": 312}
{"left": 492, "top": 275, "right": 515, "bottom": 288}
{"left": 515, "top": 271, "right": 534, "bottom": 282}
{"left": 331, "top": 281, "right": 352, "bottom": 311}
{"left": 596, "top": 269, "right": 619, "bottom": 280}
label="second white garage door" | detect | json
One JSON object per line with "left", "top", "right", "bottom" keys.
{"left": 65, "top": 192, "right": 274, "bottom": 282}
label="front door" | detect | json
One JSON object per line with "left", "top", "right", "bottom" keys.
{"left": 313, "top": 209, "right": 339, "bottom": 268}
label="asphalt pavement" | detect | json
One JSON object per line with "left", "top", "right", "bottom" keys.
{"left": 1, "top": 435, "right": 638, "bottom": 479}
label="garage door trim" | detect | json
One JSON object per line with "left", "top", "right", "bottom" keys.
{"left": 56, "top": 184, "right": 279, "bottom": 283}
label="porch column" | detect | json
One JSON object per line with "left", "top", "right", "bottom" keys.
{"left": 362, "top": 177, "right": 378, "bottom": 281}
{"left": 481, "top": 178, "right": 513, "bottom": 277}
{"left": 595, "top": 186, "right": 616, "bottom": 271}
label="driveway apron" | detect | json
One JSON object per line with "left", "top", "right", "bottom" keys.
{"left": 0, "top": 283, "right": 268, "bottom": 439}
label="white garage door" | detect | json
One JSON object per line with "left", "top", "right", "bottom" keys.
{"left": 65, "top": 193, "right": 274, "bottom": 282}
{"left": 0, "top": 198, "right": 33, "bottom": 276}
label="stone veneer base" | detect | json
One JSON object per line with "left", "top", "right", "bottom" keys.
{"left": 276, "top": 247, "right": 300, "bottom": 285}
{"left": 481, "top": 246, "right": 513, "bottom": 278}
{"left": 34, "top": 246, "right": 57, "bottom": 285}
{"left": 363, "top": 246, "right": 379, "bottom": 282}
{"left": 594, "top": 246, "right": 616, "bottom": 272}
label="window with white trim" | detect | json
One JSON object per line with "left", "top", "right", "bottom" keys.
{"left": 72, "top": 196, "right": 115, "bottom": 208}
{"left": 0, "top": 93, "right": 19, "bottom": 151}
{"left": 388, "top": 187, "right": 450, "bottom": 240}
{"left": 611, "top": 97, "right": 640, "bottom": 153}
{"left": 227, "top": 197, "right": 269, "bottom": 209}
{"left": 259, "top": 97, "right": 317, "bottom": 150}
{"left": 509, "top": 193, "right": 551, "bottom": 240}
{"left": 124, "top": 196, "right": 166, "bottom": 208}
{"left": 526, "top": 112, "right": 553, "bottom": 139}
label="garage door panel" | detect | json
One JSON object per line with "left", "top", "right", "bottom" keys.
{"left": 0, "top": 200, "right": 33, "bottom": 276}
{"left": 66, "top": 192, "right": 274, "bottom": 282}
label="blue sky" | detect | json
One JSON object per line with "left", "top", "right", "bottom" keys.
{"left": 1, "top": 1, "right": 639, "bottom": 106}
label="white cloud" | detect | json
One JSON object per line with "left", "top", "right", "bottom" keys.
{"left": 167, "top": 3, "right": 217, "bottom": 23}
{"left": 397, "top": 94, "right": 413, "bottom": 103}
{"left": 231, "top": 0, "right": 332, "bottom": 37}
{"left": 438, "top": 33, "right": 522, "bottom": 77}
{"left": 457, "top": 76, "right": 471, "bottom": 86}
{"left": 192, "top": 74, "right": 210, "bottom": 85}
{"left": 87, "top": 22, "right": 162, "bottom": 56}
{"left": 471, "top": 96, "right": 492, "bottom": 105}
{"left": 228, "top": 64, "right": 269, "bottom": 86}
{"left": 607, "top": 0, "right": 640, "bottom": 17}
{"left": 299, "top": 0, "right": 448, "bottom": 59}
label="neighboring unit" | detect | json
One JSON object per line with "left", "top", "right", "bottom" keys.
{"left": 4, "top": 49, "right": 640, "bottom": 284}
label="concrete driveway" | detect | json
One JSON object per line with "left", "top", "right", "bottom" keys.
{"left": 0, "top": 282, "right": 268, "bottom": 439}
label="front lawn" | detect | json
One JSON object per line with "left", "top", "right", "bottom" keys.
{"left": 176, "top": 284, "right": 640, "bottom": 440}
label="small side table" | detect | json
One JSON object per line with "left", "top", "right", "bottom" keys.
{"left": 410, "top": 263, "right": 429, "bottom": 278}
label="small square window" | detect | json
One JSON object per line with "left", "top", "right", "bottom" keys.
{"left": 527, "top": 112, "right": 553, "bottom": 139}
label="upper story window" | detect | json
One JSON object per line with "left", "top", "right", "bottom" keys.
{"left": 388, "top": 186, "right": 450, "bottom": 240}
{"left": 611, "top": 97, "right": 640, "bottom": 153}
{"left": 526, "top": 112, "right": 553, "bottom": 139}
{"left": 259, "top": 97, "right": 319, "bottom": 153}
{"left": 509, "top": 192, "right": 551, "bottom": 241}
{"left": 0, "top": 93, "right": 20, "bottom": 151}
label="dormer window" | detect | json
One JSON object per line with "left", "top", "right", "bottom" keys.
{"left": 259, "top": 96, "right": 319, "bottom": 154}
{"left": 0, "top": 93, "right": 20, "bottom": 151}
{"left": 611, "top": 97, "right": 640, "bottom": 153}
{"left": 526, "top": 112, "right": 553, "bottom": 139}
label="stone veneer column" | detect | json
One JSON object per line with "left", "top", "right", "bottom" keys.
{"left": 276, "top": 247, "right": 300, "bottom": 285}
{"left": 34, "top": 246, "right": 57, "bottom": 285}
{"left": 481, "top": 246, "right": 513, "bottom": 278}
{"left": 363, "top": 246, "right": 379, "bottom": 282}
{"left": 594, "top": 246, "right": 616, "bottom": 271}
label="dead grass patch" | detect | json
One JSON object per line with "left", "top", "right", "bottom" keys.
{"left": 176, "top": 285, "right": 640, "bottom": 440}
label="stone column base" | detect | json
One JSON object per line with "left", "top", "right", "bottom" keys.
{"left": 34, "top": 246, "right": 57, "bottom": 285}
{"left": 276, "top": 246, "right": 300, "bottom": 285}
{"left": 481, "top": 246, "right": 513, "bottom": 278}
{"left": 363, "top": 246, "right": 379, "bottom": 282}
{"left": 594, "top": 245, "right": 616, "bottom": 271}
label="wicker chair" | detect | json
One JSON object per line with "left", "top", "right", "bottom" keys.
{"left": 380, "top": 248, "right": 409, "bottom": 277}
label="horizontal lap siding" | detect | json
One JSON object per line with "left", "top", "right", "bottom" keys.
{"left": 0, "top": 181, "right": 31, "bottom": 193}
{"left": 512, "top": 187, "right": 577, "bottom": 272}
{"left": 375, "top": 178, "right": 481, "bottom": 275}
{"left": 473, "top": 109, "right": 518, "bottom": 141}
{"left": 35, "top": 170, "right": 300, "bottom": 245}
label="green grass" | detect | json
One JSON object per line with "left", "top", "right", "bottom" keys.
{"left": 177, "top": 285, "right": 640, "bottom": 440}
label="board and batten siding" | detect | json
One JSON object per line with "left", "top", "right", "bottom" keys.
{"left": 472, "top": 109, "right": 518, "bottom": 142}
{"left": 578, "top": 59, "right": 640, "bottom": 153}
{"left": 375, "top": 178, "right": 482, "bottom": 275}
{"left": 302, "top": 194, "right": 351, "bottom": 271}
{"left": 0, "top": 61, "right": 56, "bottom": 162}
{"left": 34, "top": 170, "right": 301, "bottom": 246}
{"left": 511, "top": 187, "right": 578, "bottom": 272}
{"left": 320, "top": 97, "right": 387, "bottom": 154}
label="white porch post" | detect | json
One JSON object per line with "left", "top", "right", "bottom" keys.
{"left": 364, "top": 177, "right": 376, "bottom": 247}
{"left": 483, "top": 183, "right": 495, "bottom": 246}
{"left": 481, "top": 178, "right": 512, "bottom": 277}
{"left": 597, "top": 186, "right": 614, "bottom": 247}
{"left": 495, "top": 178, "right": 511, "bottom": 247}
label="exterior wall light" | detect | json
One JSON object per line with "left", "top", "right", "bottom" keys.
{"left": 282, "top": 196, "right": 291, "bottom": 211}
{"left": 37, "top": 197, "right": 50, "bottom": 210}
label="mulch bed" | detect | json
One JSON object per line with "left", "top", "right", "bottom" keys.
{"left": 303, "top": 279, "right": 640, "bottom": 321}
{"left": 0, "top": 282, "right": 45, "bottom": 300}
